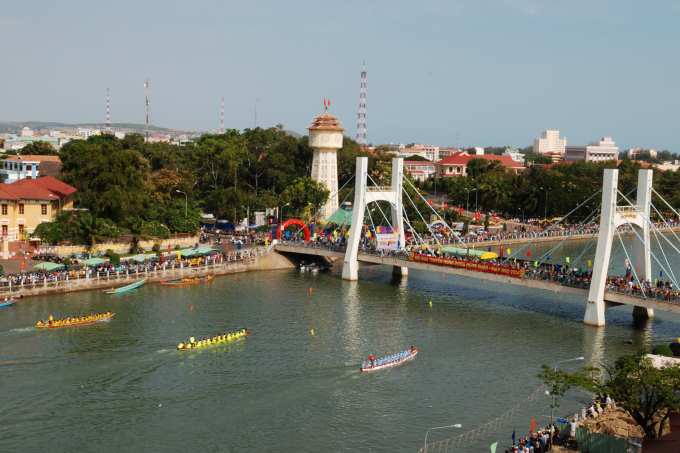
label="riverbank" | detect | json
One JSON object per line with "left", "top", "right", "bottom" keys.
{"left": 0, "top": 248, "right": 297, "bottom": 298}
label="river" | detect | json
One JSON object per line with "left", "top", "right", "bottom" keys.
{"left": 1, "top": 236, "right": 679, "bottom": 452}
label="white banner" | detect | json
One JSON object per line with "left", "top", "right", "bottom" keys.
{"left": 376, "top": 233, "right": 399, "bottom": 251}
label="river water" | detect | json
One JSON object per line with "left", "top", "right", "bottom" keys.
{"left": 1, "top": 236, "right": 679, "bottom": 452}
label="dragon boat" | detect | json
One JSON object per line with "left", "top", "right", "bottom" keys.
{"left": 360, "top": 348, "right": 419, "bottom": 372}
{"left": 161, "top": 275, "right": 214, "bottom": 286}
{"left": 0, "top": 297, "right": 18, "bottom": 308}
{"left": 36, "top": 313, "right": 115, "bottom": 329}
{"left": 177, "top": 329, "right": 250, "bottom": 350}
{"left": 105, "top": 278, "right": 146, "bottom": 294}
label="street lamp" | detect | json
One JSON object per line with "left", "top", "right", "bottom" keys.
{"left": 518, "top": 207, "right": 524, "bottom": 223}
{"left": 475, "top": 180, "right": 479, "bottom": 212}
{"left": 176, "top": 190, "right": 187, "bottom": 217}
{"left": 546, "top": 357, "right": 585, "bottom": 430}
{"left": 160, "top": 223, "right": 171, "bottom": 239}
{"left": 424, "top": 424, "right": 462, "bottom": 452}
{"left": 540, "top": 187, "right": 550, "bottom": 220}
{"left": 466, "top": 189, "right": 474, "bottom": 215}
{"left": 280, "top": 203, "right": 290, "bottom": 222}
{"left": 241, "top": 206, "right": 250, "bottom": 231}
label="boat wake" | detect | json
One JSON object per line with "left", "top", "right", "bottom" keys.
{"left": 11, "top": 327, "right": 34, "bottom": 333}
{"left": 156, "top": 349, "right": 173, "bottom": 353}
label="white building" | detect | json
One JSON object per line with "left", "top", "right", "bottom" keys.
{"left": 21, "top": 127, "right": 33, "bottom": 137}
{"left": 625, "top": 148, "right": 657, "bottom": 160}
{"left": 307, "top": 107, "right": 345, "bottom": 219}
{"left": 404, "top": 161, "right": 436, "bottom": 181}
{"left": 565, "top": 137, "right": 619, "bottom": 163}
{"left": 534, "top": 130, "right": 567, "bottom": 155}
{"left": 77, "top": 127, "right": 100, "bottom": 139}
{"left": 502, "top": 148, "right": 525, "bottom": 164}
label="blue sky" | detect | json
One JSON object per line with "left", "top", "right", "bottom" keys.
{"left": 2, "top": 1, "right": 678, "bottom": 151}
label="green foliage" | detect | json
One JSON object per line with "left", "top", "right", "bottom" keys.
{"left": 538, "top": 351, "right": 680, "bottom": 439}
{"left": 131, "top": 245, "right": 139, "bottom": 254}
{"left": 32, "top": 212, "right": 118, "bottom": 246}
{"left": 652, "top": 345, "right": 673, "bottom": 356}
{"left": 279, "top": 177, "right": 330, "bottom": 217}
{"left": 109, "top": 253, "right": 120, "bottom": 265}
{"left": 19, "top": 141, "right": 59, "bottom": 155}
{"left": 669, "top": 342, "right": 680, "bottom": 357}
{"left": 410, "top": 221, "right": 428, "bottom": 234}
{"left": 152, "top": 243, "right": 161, "bottom": 253}
{"left": 175, "top": 244, "right": 181, "bottom": 250}
{"left": 63, "top": 257, "right": 72, "bottom": 265}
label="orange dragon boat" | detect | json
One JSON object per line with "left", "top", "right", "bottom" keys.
{"left": 161, "top": 275, "right": 214, "bottom": 286}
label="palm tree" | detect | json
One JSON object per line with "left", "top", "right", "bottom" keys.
{"left": 479, "top": 175, "right": 511, "bottom": 209}
{"left": 77, "top": 213, "right": 118, "bottom": 247}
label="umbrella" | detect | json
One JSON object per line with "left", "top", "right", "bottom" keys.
{"left": 195, "top": 247, "right": 215, "bottom": 255}
{"left": 84, "top": 257, "right": 107, "bottom": 266}
{"left": 129, "top": 254, "right": 150, "bottom": 262}
{"left": 33, "top": 262, "right": 66, "bottom": 271}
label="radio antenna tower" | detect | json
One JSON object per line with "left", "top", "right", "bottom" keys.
{"left": 220, "top": 97, "right": 225, "bottom": 134}
{"left": 144, "top": 79, "right": 149, "bottom": 142}
{"left": 106, "top": 84, "right": 111, "bottom": 132}
{"left": 356, "top": 60, "right": 367, "bottom": 146}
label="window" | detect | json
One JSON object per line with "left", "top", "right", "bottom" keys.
{"left": 18, "top": 225, "right": 24, "bottom": 235}
{"left": 18, "top": 204, "right": 24, "bottom": 215}
{"left": 1, "top": 225, "right": 6, "bottom": 236}
{"left": 1, "top": 204, "right": 6, "bottom": 215}
{"left": 41, "top": 204, "right": 47, "bottom": 215}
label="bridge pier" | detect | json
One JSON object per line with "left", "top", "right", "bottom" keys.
{"left": 633, "top": 306, "right": 654, "bottom": 318}
{"left": 342, "top": 157, "right": 368, "bottom": 281}
{"left": 392, "top": 265, "right": 408, "bottom": 276}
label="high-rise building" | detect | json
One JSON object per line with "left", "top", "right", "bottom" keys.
{"left": 565, "top": 137, "right": 619, "bottom": 163}
{"left": 307, "top": 106, "right": 345, "bottom": 219}
{"left": 534, "top": 130, "right": 567, "bottom": 155}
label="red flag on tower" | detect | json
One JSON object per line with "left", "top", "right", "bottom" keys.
{"left": 324, "top": 99, "right": 327, "bottom": 107}
{"left": 328, "top": 100, "right": 331, "bottom": 106}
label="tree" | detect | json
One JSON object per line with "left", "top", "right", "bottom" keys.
{"left": 538, "top": 351, "right": 680, "bottom": 439}
{"left": 479, "top": 175, "right": 511, "bottom": 208}
{"left": 18, "top": 141, "right": 59, "bottom": 155}
{"left": 279, "top": 177, "right": 330, "bottom": 216}
{"left": 77, "top": 213, "right": 119, "bottom": 247}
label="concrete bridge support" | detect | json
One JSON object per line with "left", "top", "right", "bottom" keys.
{"left": 389, "top": 158, "right": 408, "bottom": 277}
{"left": 586, "top": 169, "right": 654, "bottom": 326}
{"left": 342, "top": 157, "right": 368, "bottom": 281}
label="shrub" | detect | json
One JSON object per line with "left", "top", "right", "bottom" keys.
{"left": 105, "top": 249, "right": 114, "bottom": 257}
{"left": 109, "top": 253, "right": 120, "bottom": 265}
{"left": 652, "top": 345, "right": 673, "bottom": 356}
{"left": 669, "top": 342, "right": 680, "bottom": 357}
{"left": 152, "top": 243, "right": 161, "bottom": 253}
{"left": 503, "top": 222, "right": 507, "bottom": 232}
{"left": 521, "top": 225, "right": 527, "bottom": 232}
{"left": 156, "top": 251, "right": 162, "bottom": 257}
{"left": 175, "top": 244, "right": 181, "bottom": 250}
{"left": 64, "top": 257, "right": 72, "bottom": 266}
{"left": 131, "top": 245, "right": 139, "bottom": 254}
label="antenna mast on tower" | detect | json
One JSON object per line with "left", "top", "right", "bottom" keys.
{"left": 106, "top": 84, "right": 111, "bottom": 132}
{"left": 356, "top": 60, "right": 367, "bottom": 146}
{"left": 144, "top": 79, "right": 149, "bottom": 142}
{"left": 220, "top": 97, "right": 225, "bottom": 134}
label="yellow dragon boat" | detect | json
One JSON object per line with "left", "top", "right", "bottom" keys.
{"left": 36, "top": 312, "right": 115, "bottom": 329}
{"left": 177, "top": 329, "right": 250, "bottom": 350}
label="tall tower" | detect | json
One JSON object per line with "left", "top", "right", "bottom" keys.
{"left": 356, "top": 60, "right": 367, "bottom": 146}
{"left": 307, "top": 101, "right": 345, "bottom": 218}
{"left": 144, "top": 79, "right": 149, "bottom": 142}
{"left": 106, "top": 84, "right": 111, "bottom": 132}
{"left": 220, "top": 97, "right": 225, "bottom": 134}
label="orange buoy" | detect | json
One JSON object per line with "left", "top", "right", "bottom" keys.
{"left": 443, "top": 273, "right": 445, "bottom": 278}
{"left": 309, "top": 287, "right": 312, "bottom": 293}
{"left": 191, "top": 306, "right": 193, "bottom": 311}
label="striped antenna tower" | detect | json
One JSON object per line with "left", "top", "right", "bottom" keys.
{"left": 144, "top": 79, "right": 149, "bottom": 142}
{"left": 220, "top": 97, "right": 224, "bottom": 133}
{"left": 356, "top": 60, "right": 367, "bottom": 146}
{"left": 106, "top": 84, "right": 111, "bottom": 132}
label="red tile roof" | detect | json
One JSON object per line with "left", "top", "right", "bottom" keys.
{"left": 0, "top": 176, "right": 76, "bottom": 200}
{"left": 306, "top": 111, "right": 346, "bottom": 131}
{"left": 5, "top": 155, "right": 61, "bottom": 162}
{"left": 436, "top": 152, "right": 524, "bottom": 168}
{"left": 403, "top": 160, "right": 434, "bottom": 165}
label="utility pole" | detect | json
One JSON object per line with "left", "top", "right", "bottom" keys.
{"left": 144, "top": 79, "right": 149, "bottom": 142}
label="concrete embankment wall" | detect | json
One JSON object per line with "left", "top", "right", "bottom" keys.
{"left": 2, "top": 251, "right": 297, "bottom": 298}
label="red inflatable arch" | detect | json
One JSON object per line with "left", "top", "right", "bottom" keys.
{"left": 277, "top": 219, "right": 311, "bottom": 243}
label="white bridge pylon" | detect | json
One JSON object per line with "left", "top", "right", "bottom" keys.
{"left": 342, "top": 157, "right": 407, "bottom": 280}
{"left": 586, "top": 168, "right": 654, "bottom": 326}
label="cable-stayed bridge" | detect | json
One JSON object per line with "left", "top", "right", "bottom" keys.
{"left": 274, "top": 158, "right": 680, "bottom": 326}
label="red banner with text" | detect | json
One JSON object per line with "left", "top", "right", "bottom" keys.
{"left": 409, "top": 254, "right": 525, "bottom": 278}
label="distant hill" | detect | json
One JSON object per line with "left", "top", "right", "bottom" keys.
{"left": 0, "top": 121, "right": 185, "bottom": 132}
{"left": 284, "top": 130, "right": 303, "bottom": 138}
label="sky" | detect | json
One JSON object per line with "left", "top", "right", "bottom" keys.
{"left": 1, "top": 0, "right": 679, "bottom": 151}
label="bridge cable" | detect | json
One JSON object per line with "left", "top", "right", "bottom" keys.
{"left": 615, "top": 192, "right": 680, "bottom": 289}
{"left": 649, "top": 202, "right": 680, "bottom": 286}
{"left": 650, "top": 223, "right": 679, "bottom": 290}
{"left": 400, "top": 181, "right": 443, "bottom": 252}
{"left": 613, "top": 217, "right": 647, "bottom": 299}
{"left": 364, "top": 175, "right": 397, "bottom": 243}
{"left": 651, "top": 188, "right": 680, "bottom": 247}
{"left": 401, "top": 205, "right": 430, "bottom": 252}
{"left": 614, "top": 202, "right": 680, "bottom": 293}
{"left": 402, "top": 176, "right": 468, "bottom": 249}
{"left": 501, "top": 189, "right": 602, "bottom": 266}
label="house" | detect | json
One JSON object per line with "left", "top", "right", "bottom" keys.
{"left": 403, "top": 161, "right": 436, "bottom": 181}
{"left": 0, "top": 176, "right": 76, "bottom": 241}
{"left": 565, "top": 137, "right": 619, "bottom": 163}
{"left": 0, "top": 155, "right": 63, "bottom": 184}
{"left": 434, "top": 150, "right": 525, "bottom": 178}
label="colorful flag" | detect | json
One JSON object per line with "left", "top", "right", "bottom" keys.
{"left": 527, "top": 251, "right": 531, "bottom": 258}
{"left": 490, "top": 441, "right": 498, "bottom": 453}
{"left": 612, "top": 263, "right": 615, "bottom": 269}
{"left": 512, "top": 429, "right": 516, "bottom": 444}
{"left": 21, "top": 259, "right": 25, "bottom": 271}
{"left": 566, "top": 257, "right": 570, "bottom": 263}
{"left": 530, "top": 417, "right": 535, "bottom": 434}
{"left": 588, "top": 260, "right": 592, "bottom": 266}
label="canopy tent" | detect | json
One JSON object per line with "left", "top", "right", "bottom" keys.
{"left": 84, "top": 258, "right": 108, "bottom": 266}
{"left": 33, "top": 262, "right": 66, "bottom": 271}
{"left": 129, "top": 254, "right": 150, "bottom": 263}
{"left": 195, "top": 247, "right": 215, "bottom": 255}
{"left": 325, "top": 209, "right": 352, "bottom": 226}
{"left": 480, "top": 252, "right": 499, "bottom": 260}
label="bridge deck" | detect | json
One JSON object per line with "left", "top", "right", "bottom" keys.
{"left": 274, "top": 244, "right": 679, "bottom": 314}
